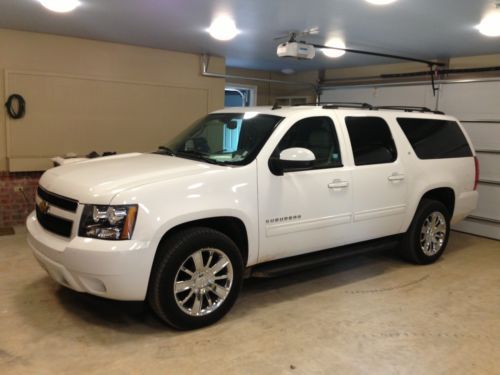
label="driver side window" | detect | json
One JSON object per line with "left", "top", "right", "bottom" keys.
{"left": 274, "top": 116, "right": 342, "bottom": 169}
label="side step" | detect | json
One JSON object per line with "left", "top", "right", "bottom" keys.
{"left": 250, "top": 236, "right": 401, "bottom": 278}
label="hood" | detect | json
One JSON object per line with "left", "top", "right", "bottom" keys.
{"left": 39, "top": 153, "right": 222, "bottom": 204}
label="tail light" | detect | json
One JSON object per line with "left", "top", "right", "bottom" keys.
{"left": 474, "top": 156, "right": 480, "bottom": 191}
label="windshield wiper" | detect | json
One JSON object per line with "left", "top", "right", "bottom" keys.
{"left": 156, "top": 146, "right": 176, "bottom": 156}
{"left": 176, "top": 150, "right": 226, "bottom": 165}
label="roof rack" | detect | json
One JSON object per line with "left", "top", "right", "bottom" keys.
{"left": 293, "top": 102, "right": 374, "bottom": 110}
{"left": 322, "top": 102, "right": 374, "bottom": 110}
{"left": 278, "top": 102, "right": 446, "bottom": 115}
{"left": 373, "top": 106, "right": 445, "bottom": 115}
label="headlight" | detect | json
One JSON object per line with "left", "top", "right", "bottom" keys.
{"left": 79, "top": 204, "right": 138, "bottom": 240}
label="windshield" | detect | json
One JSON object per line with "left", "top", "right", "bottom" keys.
{"left": 158, "top": 113, "right": 283, "bottom": 165}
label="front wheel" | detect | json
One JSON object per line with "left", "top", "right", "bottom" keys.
{"left": 148, "top": 227, "right": 243, "bottom": 330}
{"left": 400, "top": 199, "right": 451, "bottom": 265}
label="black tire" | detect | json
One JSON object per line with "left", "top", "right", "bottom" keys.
{"left": 147, "top": 227, "right": 243, "bottom": 330}
{"left": 400, "top": 199, "right": 451, "bottom": 265}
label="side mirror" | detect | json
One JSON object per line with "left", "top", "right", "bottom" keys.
{"left": 280, "top": 147, "right": 316, "bottom": 162}
{"left": 269, "top": 147, "right": 316, "bottom": 176}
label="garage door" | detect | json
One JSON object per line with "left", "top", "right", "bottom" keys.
{"left": 438, "top": 81, "right": 500, "bottom": 240}
{"left": 322, "top": 79, "right": 500, "bottom": 240}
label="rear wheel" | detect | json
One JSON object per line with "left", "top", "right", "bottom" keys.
{"left": 148, "top": 227, "right": 243, "bottom": 330}
{"left": 400, "top": 199, "right": 451, "bottom": 264}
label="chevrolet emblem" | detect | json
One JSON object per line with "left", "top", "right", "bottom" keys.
{"left": 37, "top": 198, "right": 50, "bottom": 215}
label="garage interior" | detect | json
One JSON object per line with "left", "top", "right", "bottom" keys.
{"left": 0, "top": 0, "right": 499, "bottom": 373}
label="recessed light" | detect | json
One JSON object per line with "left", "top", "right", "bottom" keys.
{"left": 322, "top": 38, "right": 346, "bottom": 58}
{"left": 39, "top": 0, "right": 80, "bottom": 13}
{"left": 478, "top": 9, "right": 500, "bottom": 37}
{"left": 281, "top": 68, "right": 295, "bottom": 75}
{"left": 208, "top": 16, "right": 239, "bottom": 41}
{"left": 365, "top": 0, "right": 398, "bottom": 5}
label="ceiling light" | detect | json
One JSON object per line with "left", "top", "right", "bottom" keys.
{"left": 477, "top": 7, "right": 500, "bottom": 37}
{"left": 365, "top": 0, "right": 398, "bottom": 5}
{"left": 281, "top": 68, "right": 295, "bottom": 75}
{"left": 39, "top": 0, "right": 80, "bottom": 13}
{"left": 208, "top": 16, "right": 239, "bottom": 41}
{"left": 322, "top": 38, "right": 346, "bottom": 58}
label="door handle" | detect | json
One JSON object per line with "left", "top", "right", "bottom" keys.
{"left": 328, "top": 179, "right": 349, "bottom": 189}
{"left": 388, "top": 173, "right": 405, "bottom": 182}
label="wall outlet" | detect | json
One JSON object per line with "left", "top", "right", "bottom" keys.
{"left": 13, "top": 185, "right": 24, "bottom": 193}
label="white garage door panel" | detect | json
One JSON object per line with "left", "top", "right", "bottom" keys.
{"left": 472, "top": 184, "right": 500, "bottom": 221}
{"left": 321, "top": 87, "right": 373, "bottom": 103}
{"left": 438, "top": 81, "right": 500, "bottom": 240}
{"left": 439, "top": 82, "right": 500, "bottom": 119}
{"left": 323, "top": 80, "right": 500, "bottom": 240}
{"left": 452, "top": 220, "right": 500, "bottom": 240}
{"left": 321, "top": 84, "right": 434, "bottom": 107}
{"left": 476, "top": 153, "right": 500, "bottom": 182}
{"left": 461, "top": 122, "right": 500, "bottom": 150}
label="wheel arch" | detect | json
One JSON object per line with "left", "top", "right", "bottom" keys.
{"left": 403, "top": 186, "right": 456, "bottom": 233}
{"left": 420, "top": 187, "right": 455, "bottom": 217}
{"left": 154, "top": 216, "right": 249, "bottom": 267}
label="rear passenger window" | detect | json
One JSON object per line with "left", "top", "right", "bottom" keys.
{"left": 345, "top": 117, "right": 397, "bottom": 166}
{"left": 397, "top": 118, "right": 473, "bottom": 159}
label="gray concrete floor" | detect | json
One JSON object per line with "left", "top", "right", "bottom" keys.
{"left": 0, "top": 228, "right": 499, "bottom": 375}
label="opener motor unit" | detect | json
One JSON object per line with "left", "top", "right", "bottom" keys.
{"left": 277, "top": 42, "right": 316, "bottom": 60}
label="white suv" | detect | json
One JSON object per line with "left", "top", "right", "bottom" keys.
{"left": 27, "top": 103, "right": 479, "bottom": 329}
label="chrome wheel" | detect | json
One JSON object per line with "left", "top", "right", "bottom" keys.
{"left": 419, "top": 211, "right": 447, "bottom": 256}
{"left": 173, "top": 248, "right": 233, "bottom": 317}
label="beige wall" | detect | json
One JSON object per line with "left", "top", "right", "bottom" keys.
{"left": 447, "top": 53, "right": 500, "bottom": 69}
{"left": 226, "top": 67, "right": 318, "bottom": 105}
{"left": 226, "top": 67, "right": 273, "bottom": 106}
{"left": 0, "top": 29, "right": 225, "bottom": 172}
{"left": 323, "top": 61, "right": 429, "bottom": 81}
{"left": 323, "top": 54, "right": 500, "bottom": 81}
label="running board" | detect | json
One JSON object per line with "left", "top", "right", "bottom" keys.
{"left": 250, "top": 237, "right": 401, "bottom": 278}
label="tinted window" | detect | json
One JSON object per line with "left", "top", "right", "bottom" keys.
{"left": 397, "top": 118, "right": 472, "bottom": 159}
{"left": 345, "top": 117, "right": 397, "bottom": 166}
{"left": 274, "top": 116, "right": 342, "bottom": 169}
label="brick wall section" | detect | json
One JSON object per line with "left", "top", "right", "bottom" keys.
{"left": 0, "top": 172, "right": 42, "bottom": 228}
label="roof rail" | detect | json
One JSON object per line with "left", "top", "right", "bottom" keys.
{"left": 373, "top": 105, "right": 445, "bottom": 115}
{"left": 271, "top": 102, "right": 282, "bottom": 110}
{"left": 289, "top": 103, "right": 445, "bottom": 114}
{"left": 322, "top": 102, "right": 373, "bottom": 110}
{"left": 293, "top": 102, "right": 373, "bottom": 110}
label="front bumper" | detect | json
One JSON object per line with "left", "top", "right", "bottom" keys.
{"left": 27, "top": 211, "right": 153, "bottom": 301}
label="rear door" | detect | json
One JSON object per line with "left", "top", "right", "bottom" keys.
{"left": 342, "top": 115, "right": 408, "bottom": 242}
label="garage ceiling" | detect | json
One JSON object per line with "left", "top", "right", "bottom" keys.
{"left": 1, "top": 0, "right": 500, "bottom": 71}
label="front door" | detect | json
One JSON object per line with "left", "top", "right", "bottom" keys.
{"left": 257, "top": 116, "right": 354, "bottom": 263}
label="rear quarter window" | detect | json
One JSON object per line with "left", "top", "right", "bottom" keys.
{"left": 397, "top": 118, "right": 473, "bottom": 159}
